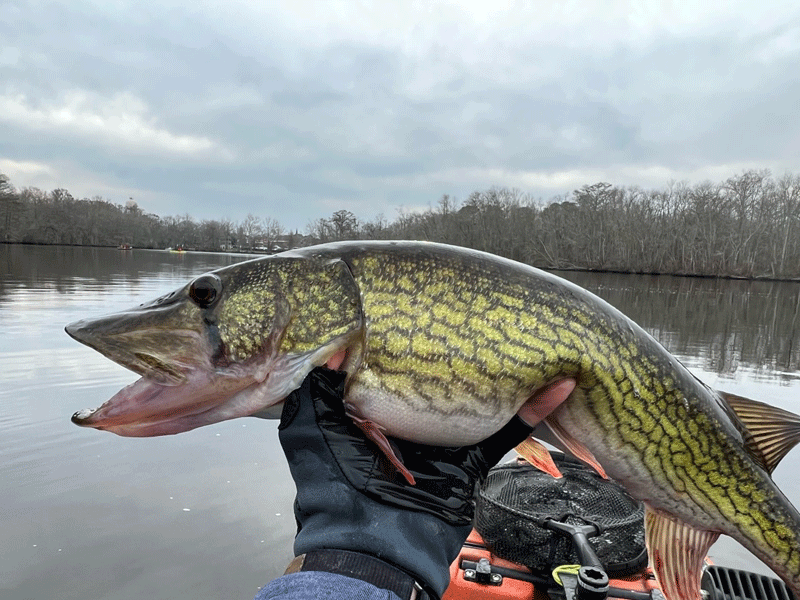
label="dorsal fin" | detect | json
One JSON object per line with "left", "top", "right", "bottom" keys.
{"left": 718, "top": 390, "right": 800, "bottom": 475}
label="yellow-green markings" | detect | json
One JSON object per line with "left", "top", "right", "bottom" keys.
{"left": 217, "top": 245, "right": 800, "bottom": 587}
{"left": 218, "top": 259, "right": 361, "bottom": 360}
{"left": 65, "top": 241, "right": 800, "bottom": 595}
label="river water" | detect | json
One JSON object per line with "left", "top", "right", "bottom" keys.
{"left": 2, "top": 244, "right": 800, "bottom": 600}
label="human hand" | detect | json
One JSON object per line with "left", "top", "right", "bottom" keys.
{"left": 271, "top": 368, "right": 574, "bottom": 600}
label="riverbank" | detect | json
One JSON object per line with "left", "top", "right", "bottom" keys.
{"left": 3, "top": 172, "right": 800, "bottom": 281}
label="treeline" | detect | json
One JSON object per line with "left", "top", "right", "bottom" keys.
{"left": 313, "top": 170, "right": 800, "bottom": 278}
{"left": 0, "top": 175, "right": 291, "bottom": 252}
{"left": 2, "top": 169, "right": 800, "bottom": 278}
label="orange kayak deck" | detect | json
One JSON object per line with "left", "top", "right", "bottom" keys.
{"left": 444, "top": 530, "right": 662, "bottom": 600}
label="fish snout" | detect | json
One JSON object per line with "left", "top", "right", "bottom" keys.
{"left": 65, "top": 319, "right": 93, "bottom": 344}
{"left": 71, "top": 407, "right": 98, "bottom": 426}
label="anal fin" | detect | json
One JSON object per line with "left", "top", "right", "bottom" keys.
{"left": 646, "top": 506, "right": 719, "bottom": 600}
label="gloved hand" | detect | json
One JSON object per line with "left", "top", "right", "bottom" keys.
{"left": 274, "top": 367, "right": 573, "bottom": 600}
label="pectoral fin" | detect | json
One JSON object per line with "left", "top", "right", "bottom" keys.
{"left": 645, "top": 506, "right": 719, "bottom": 600}
{"left": 544, "top": 418, "right": 608, "bottom": 479}
{"left": 515, "top": 437, "right": 563, "bottom": 478}
{"left": 346, "top": 404, "right": 417, "bottom": 485}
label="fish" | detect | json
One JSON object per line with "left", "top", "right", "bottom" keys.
{"left": 65, "top": 240, "right": 800, "bottom": 600}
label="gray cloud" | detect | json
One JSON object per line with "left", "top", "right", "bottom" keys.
{"left": 2, "top": 1, "right": 799, "bottom": 230}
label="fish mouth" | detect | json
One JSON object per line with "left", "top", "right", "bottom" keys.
{"left": 66, "top": 317, "right": 247, "bottom": 435}
{"left": 70, "top": 367, "right": 263, "bottom": 437}
{"left": 67, "top": 342, "right": 350, "bottom": 437}
{"left": 129, "top": 352, "right": 187, "bottom": 384}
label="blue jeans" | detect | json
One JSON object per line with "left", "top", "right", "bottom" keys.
{"left": 255, "top": 571, "right": 403, "bottom": 600}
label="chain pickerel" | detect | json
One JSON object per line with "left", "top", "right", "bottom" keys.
{"left": 66, "top": 241, "right": 800, "bottom": 600}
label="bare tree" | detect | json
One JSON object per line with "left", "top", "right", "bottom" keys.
{"left": 6, "top": 169, "right": 800, "bottom": 278}
{"left": 774, "top": 174, "right": 800, "bottom": 276}
{"left": 306, "top": 217, "right": 334, "bottom": 242}
{"left": 361, "top": 213, "right": 389, "bottom": 239}
{"left": 330, "top": 209, "right": 359, "bottom": 240}
{"left": 261, "top": 217, "right": 284, "bottom": 251}
{"left": 240, "top": 213, "right": 263, "bottom": 249}
{"left": 0, "top": 173, "right": 19, "bottom": 241}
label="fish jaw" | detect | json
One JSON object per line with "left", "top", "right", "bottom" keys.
{"left": 69, "top": 337, "right": 354, "bottom": 436}
{"left": 71, "top": 366, "right": 259, "bottom": 436}
{"left": 65, "top": 288, "right": 242, "bottom": 433}
{"left": 65, "top": 288, "right": 213, "bottom": 385}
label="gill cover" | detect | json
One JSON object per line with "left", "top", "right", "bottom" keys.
{"left": 212, "top": 255, "right": 364, "bottom": 367}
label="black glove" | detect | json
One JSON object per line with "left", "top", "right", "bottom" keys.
{"left": 277, "top": 367, "right": 533, "bottom": 599}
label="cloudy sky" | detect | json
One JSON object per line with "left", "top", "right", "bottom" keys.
{"left": 2, "top": 1, "right": 799, "bottom": 231}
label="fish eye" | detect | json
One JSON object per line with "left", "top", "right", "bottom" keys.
{"left": 189, "top": 274, "right": 222, "bottom": 308}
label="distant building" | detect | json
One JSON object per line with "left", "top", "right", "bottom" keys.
{"left": 251, "top": 233, "right": 314, "bottom": 253}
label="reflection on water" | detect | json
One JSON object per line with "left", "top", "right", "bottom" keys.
{"left": 2, "top": 244, "right": 800, "bottom": 599}
{"left": 560, "top": 271, "right": 800, "bottom": 382}
{"left": 1, "top": 243, "right": 251, "bottom": 288}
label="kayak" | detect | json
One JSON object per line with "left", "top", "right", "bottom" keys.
{"left": 445, "top": 532, "right": 795, "bottom": 600}
{"left": 445, "top": 528, "right": 661, "bottom": 600}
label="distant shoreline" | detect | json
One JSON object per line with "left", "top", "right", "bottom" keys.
{"left": 0, "top": 240, "right": 273, "bottom": 255}
{"left": 5, "top": 241, "right": 799, "bottom": 284}
{"left": 4, "top": 171, "right": 800, "bottom": 281}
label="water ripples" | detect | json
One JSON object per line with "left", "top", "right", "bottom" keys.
{"left": 4, "top": 245, "right": 800, "bottom": 597}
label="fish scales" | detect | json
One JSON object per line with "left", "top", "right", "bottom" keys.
{"left": 65, "top": 240, "right": 800, "bottom": 599}
{"left": 334, "top": 245, "right": 671, "bottom": 441}
{"left": 350, "top": 252, "right": 568, "bottom": 418}
{"left": 563, "top": 364, "right": 800, "bottom": 578}
{"left": 319, "top": 244, "right": 800, "bottom": 586}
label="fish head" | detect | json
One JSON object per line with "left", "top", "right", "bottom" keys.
{"left": 66, "top": 254, "right": 363, "bottom": 436}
